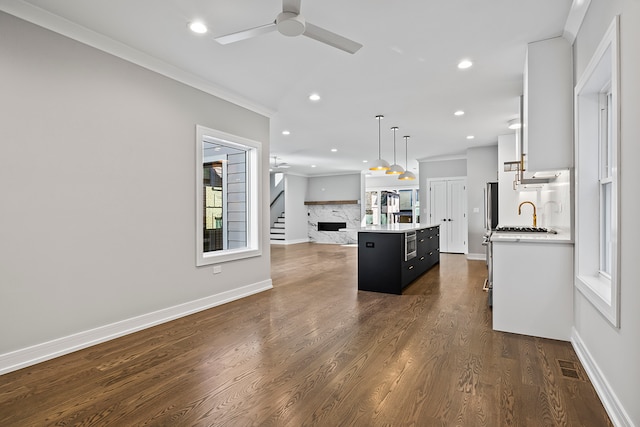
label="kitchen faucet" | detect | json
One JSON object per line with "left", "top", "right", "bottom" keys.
{"left": 518, "top": 201, "right": 537, "bottom": 227}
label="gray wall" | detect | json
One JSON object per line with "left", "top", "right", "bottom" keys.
{"left": 466, "top": 146, "right": 499, "bottom": 257}
{"left": 572, "top": 1, "right": 640, "bottom": 424}
{"left": 0, "top": 13, "right": 271, "bottom": 360}
{"left": 284, "top": 174, "right": 309, "bottom": 242}
{"left": 365, "top": 173, "right": 419, "bottom": 189}
{"left": 306, "top": 173, "right": 361, "bottom": 201}
{"left": 419, "top": 159, "right": 468, "bottom": 180}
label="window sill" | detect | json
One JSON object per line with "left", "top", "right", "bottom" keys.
{"left": 197, "top": 247, "right": 262, "bottom": 266}
{"left": 575, "top": 274, "right": 618, "bottom": 327}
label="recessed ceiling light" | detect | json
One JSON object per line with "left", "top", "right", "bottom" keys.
{"left": 362, "top": 160, "right": 368, "bottom": 163}
{"left": 309, "top": 93, "right": 321, "bottom": 101}
{"left": 188, "top": 22, "right": 208, "bottom": 34}
{"left": 282, "top": 130, "right": 290, "bottom": 135}
{"left": 454, "top": 110, "right": 465, "bottom": 116}
{"left": 458, "top": 59, "right": 473, "bottom": 69}
{"left": 466, "top": 135, "right": 475, "bottom": 140}
{"left": 331, "top": 148, "right": 338, "bottom": 152}
{"left": 311, "top": 165, "right": 317, "bottom": 168}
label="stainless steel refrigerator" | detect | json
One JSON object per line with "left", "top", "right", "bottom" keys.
{"left": 484, "top": 182, "right": 499, "bottom": 231}
{"left": 482, "top": 182, "right": 498, "bottom": 306}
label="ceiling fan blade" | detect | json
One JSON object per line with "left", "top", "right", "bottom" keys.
{"left": 283, "top": 0, "right": 302, "bottom": 14}
{"left": 215, "top": 22, "right": 277, "bottom": 45}
{"left": 303, "top": 23, "right": 363, "bottom": 54}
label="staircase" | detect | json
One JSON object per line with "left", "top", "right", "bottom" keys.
{"left": 270, "top": 213, "right": 286, "bottom": 242}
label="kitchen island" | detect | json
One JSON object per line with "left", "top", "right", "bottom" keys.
{"left": 491, "top": 229, "right": 573, "bottom": 341}
{"left": 357, "top": 224, "right": 440, "bottom": 294}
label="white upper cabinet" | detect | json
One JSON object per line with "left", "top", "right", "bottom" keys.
{"left": 523, "top": 37, "right": 573, "bottom": 171}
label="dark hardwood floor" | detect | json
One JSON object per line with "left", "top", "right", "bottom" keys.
{"left": 0, "top": 243, "right": 611, "bottom": 426}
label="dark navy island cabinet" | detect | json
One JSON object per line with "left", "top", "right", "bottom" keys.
{"left": 357, "top": 225, "right": 440, "bottom": 294}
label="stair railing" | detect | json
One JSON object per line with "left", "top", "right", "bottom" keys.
{"left": 270, "top": 190, "right": 284, "bottom": 208}
{"left": 270, "top": 190, "right": 285, "bottom": 231}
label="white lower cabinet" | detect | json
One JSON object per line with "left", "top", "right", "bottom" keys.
{"left": 492, "top": 241, "right": 573, "bottom": 341}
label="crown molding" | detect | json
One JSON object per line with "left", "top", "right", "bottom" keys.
{"left": 563, "top": 0, "right": 592, "bottom": 44}
{"left": 417, "top": 153, "right": 467, "bottom": 163}
{"left": 0, "top": 1, "right": 275, "bottom": 118}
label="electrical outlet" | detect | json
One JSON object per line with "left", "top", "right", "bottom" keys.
{"left": 213, "top": 265, "right": 222, "bottom": 274}
{"left": 473, "top": 207, "right": 480, "bottom": 213}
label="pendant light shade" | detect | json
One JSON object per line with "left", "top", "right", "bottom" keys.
{"left": 398, "top": 170, "right": 416, "bottom": 180}
{"left": 398, "top": 135, "right": 416, "bottom": 180}
{"left": 386, "top": 126, "right": 405, "bottom": 175}
{"left": 369, "top": 115, "right": 390, "bottom": 171}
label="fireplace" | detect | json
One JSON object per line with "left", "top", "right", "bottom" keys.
{"left": 317, "top": 222, "right": 347, "bottom": 232}
{"left": 308, "top": 204, "right": 359, "bottom": 244}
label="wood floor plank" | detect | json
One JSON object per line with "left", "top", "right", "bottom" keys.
{"left": 0, "top": 244, "right": 612, "bottom": 426}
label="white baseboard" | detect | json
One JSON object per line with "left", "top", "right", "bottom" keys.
{"left": 571, "top": 328, "right": 634, "bottom": 427}
{"left": 466, "top": 253, "right": 486, "bottom": 261}
{"left": 270, "top": 238, "right": 309, "bottom": 245}
{"left": 0, "top": 279, "right": 273, "bottom": 375}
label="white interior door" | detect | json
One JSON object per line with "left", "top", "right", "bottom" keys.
{"left": 430, "top": 180, "right": 450, "bottom": 250}
{"left": 447, "top": 180, "right": 467, "bottom": 253}
{"left": 429, "top": 178, "right": 467, "bottom": 254}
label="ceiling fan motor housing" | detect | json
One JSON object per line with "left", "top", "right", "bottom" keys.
{"left": 276, "top": 12, "right": 306, "bottom": 36}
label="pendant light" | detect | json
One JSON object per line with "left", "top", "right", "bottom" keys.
{"left": 369, "top": 115, "right": 390, "bottom": 171}
{"left": 386, "top": 126, "right": 405, "bottom": 175}
{"left": 398, "top": 135, "right": 416, "bottom": 180}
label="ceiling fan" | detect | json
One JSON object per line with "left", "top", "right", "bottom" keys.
{"left": 214, "top": 0, "right": 363, "bottom": 54}
{"left": 271, "top": 156, "right": 290, "bottom": 169}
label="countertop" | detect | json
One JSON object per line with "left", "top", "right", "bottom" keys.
{"left": 354, "top": 223, "right": 440, "bottom": 233}
{"left": 490, "top": 228, "right": 573, "bottom": 244}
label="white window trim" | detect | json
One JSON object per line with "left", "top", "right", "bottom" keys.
{"left": 574, "top": 16, "right": 620, "bottom": 327}
{"left": 196, "top": 125, "right": 262, "bottom": 266}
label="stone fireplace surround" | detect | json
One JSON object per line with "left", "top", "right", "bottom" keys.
{"left": 306, "top": 201, "right": 360, "bottom": 244}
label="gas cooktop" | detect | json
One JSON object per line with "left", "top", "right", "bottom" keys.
{"left": 494, "top": 226, "right": 557, "bottom": 234}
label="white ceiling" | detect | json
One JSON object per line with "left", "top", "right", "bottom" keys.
{"left": 9, "top": 0, "right": 573, "bottom": 176}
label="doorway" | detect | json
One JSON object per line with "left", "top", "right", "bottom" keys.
{"left": 428, "top": 178, "right": 467, "bottom": 253}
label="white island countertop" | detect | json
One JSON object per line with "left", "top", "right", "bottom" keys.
{"left": 490, "top": 228, "right": 572, "bottom": 244}
{"left": 355, "top": 223, "right": 440, "bottom": 233}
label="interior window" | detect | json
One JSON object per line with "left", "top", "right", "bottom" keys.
{"left": 575, "top": 16, "right": 619, "bottom": 326}
{"left": 599, "top": 91, "right": 613, "bottom": 278}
